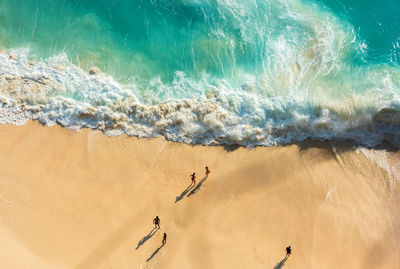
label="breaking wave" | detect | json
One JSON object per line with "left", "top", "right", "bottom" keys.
{"left": 1, "top": 0, "right": 400, "bottom": 147}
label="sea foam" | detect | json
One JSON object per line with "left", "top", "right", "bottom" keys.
{"left": 1, "top": 0, "right": 400, "bottom": 147}
{"left": 1, "top": 48, "right": 400, "bottom": 148}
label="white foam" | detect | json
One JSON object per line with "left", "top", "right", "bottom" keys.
{"left": 1, "top": 0, "right": 400, "bottom": 148}
{"left": 0, "top": 105, "right": 29, "bottom": 125}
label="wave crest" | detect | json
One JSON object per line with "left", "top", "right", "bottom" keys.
{"left": 1, "top": 49, "right": 400, "bottom": 147}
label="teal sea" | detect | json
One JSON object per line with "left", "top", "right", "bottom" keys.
{"left": 1, "top": 0, "right": 400, "bottom": 146}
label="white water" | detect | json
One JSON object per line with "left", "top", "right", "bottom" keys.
{"left": 1, "top": 48, "right": 400, "bottom": 147}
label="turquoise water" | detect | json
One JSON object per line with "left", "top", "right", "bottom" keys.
{"left": 1, "top": 0, "right": 400, "bottom": 146}
{"left": 315, "top": 0, "right": 400, "bottom": 63}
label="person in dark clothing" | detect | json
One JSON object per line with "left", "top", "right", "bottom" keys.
{"left": 286, "top": 246, "right": 291, "bottom": 257}
{"left": 205, "top": 166, "right": 210, "bottom": 175}
{"left": 162, "top": 233, "right": 167, "bottom": 245}
{"left": 153, "top": 216, "right": 160, "bottom": 229}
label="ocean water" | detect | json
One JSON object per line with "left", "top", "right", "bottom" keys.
{"left": 1, "top": 0, "right": 400, "bottom": 147}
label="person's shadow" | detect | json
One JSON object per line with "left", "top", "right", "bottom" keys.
{"left": 146, "top": 244, "right": 164, "bottom": 262}
{"left": 187, "top": 174, "right": 208, "bottom": 197}
{"left": 273, "top": 256, "right": 288, "bottom": 269}
{"left": 175, "top": 183, "right": 194, "bottom": 203}
{"left": 135, "top": 227, "right": 158, "bottom": 250}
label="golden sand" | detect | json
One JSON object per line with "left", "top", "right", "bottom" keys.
{"left": 0, "top": 121, "right": 399, "bottom": 268}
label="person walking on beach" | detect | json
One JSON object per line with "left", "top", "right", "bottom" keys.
{"left": 286, "top": 246, "right": 291, "bottom": 258}
{"left": 162, "top": 233, "right": 167, "bottom": 245}
{"left": 153, "top": 216, "right": 160, "bottom": 229}
{"left": 190, "top": 172, "right": 196, "bottom": 185}
{"left": 205, "top": 166, "right": 210, "bottom": 175}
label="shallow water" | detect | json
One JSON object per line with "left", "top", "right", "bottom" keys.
{"left": 1, "top": 0, "right": 400, "bottom": 147}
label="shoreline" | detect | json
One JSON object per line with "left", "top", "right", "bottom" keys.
{"left": 0, "top": 121, "right": 399, "bottom": 268}
{"left": 2, "top": 47, "right": 400, "bottom": 149}
{"left": 3, "top": 109, "right": 400, "bottom": 152}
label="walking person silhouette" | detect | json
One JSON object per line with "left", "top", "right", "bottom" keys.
{"left": 205, "top": 166, "right": 210, "bottom": 175}
{"left": 162, "top": 233, "right": 167, "bottom": 245}
{"left": 190, "top": 172, "right": 196, "bottom": 185}
{"left": 153, "top": 216, "right": 160, "bottom": 229}
{"left": 285, "top": 246, "right": 291, "bottom": 258}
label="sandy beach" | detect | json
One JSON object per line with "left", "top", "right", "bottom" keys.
{"left": 0, "top": 121, "right": 399, "bottom": 269}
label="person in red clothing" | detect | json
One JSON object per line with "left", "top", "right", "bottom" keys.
{"left": 190, "top": 172, "right": 196, "bottom": 185}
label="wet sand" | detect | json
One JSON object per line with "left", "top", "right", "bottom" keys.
{"left": 0, "top": 121, "right": 399, "bottom": 268}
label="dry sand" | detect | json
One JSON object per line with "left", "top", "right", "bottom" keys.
{"left": 0, "top": 121, "right": 399, "bottom": 269}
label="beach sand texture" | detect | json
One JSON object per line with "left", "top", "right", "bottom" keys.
{"left": 0, "top": 121, "right": 399, "bottom": 268}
